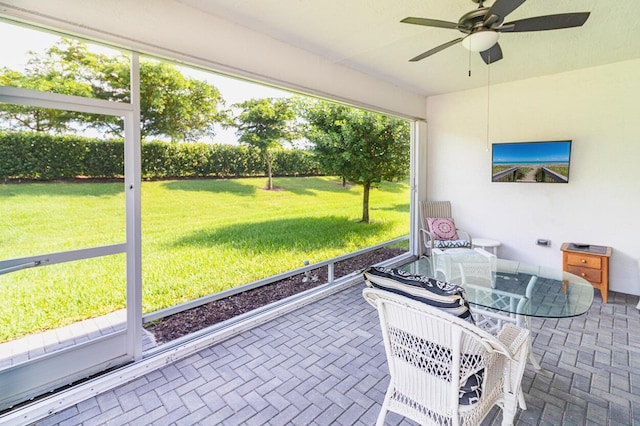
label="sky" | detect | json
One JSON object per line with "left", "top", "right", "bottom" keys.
{"left": 493, "top": 141, "right": 571, "bottom": 164}
{"left": 0, "top": 20, "right": 292, "bottom": 144}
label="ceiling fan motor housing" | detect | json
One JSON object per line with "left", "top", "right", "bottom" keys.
{"left": 458, "top": 8, "right": 503, "bottom": 34}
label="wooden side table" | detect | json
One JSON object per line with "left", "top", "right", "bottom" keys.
{"left": 561, "top": 242, "right": 612, "bottom": 303}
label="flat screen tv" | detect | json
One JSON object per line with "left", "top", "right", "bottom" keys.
{"left": 491, "top": 140, "right": 572, "bottom": 183}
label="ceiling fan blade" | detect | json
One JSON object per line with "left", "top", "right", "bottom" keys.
{"left": 502, "top": 12, "right": 590, "bottom": 32}
{"left": 401, "top": 17, "right": 459, "bottom": 29}
{"left": 480, "top": 43, "right": 503, "bottom": 64}
{"left": 409, "top": 38, "right": 463, "bottom": 62}
{"left": 485, "top": 0, "right": 527, "bottom": 22}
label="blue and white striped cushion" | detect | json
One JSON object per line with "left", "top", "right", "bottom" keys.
{"left": 459, "top": 368, "right": 484, "bottom": 405}
{"left": 434, "top": 239, "right": 471, "bottom": 249}
{"left": 363, "top": 266, "right": 474, "bottom": 323}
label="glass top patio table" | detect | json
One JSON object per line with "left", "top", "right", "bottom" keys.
{"left": 399, "top": 248, "right": 594, "bottom": 319}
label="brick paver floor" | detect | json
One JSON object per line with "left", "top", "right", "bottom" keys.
{"left": 34, "top": 283, "right": 640, "bottom": 425}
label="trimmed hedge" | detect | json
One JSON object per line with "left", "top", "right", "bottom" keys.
{"left": 0, "top": 132, "right": 321, "bottom": 180}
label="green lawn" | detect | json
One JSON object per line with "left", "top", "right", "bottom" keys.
{"left": 0, "top": 176, "right": 410, "bottom": 341}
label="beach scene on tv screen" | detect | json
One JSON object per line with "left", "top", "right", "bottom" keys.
{"left": 492, "top": 141, "right": 571, "bottom": 183}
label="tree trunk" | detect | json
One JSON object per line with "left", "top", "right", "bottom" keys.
{"left": 342, "top": 176, "right": 347, "bottom": 187}
{"left": 265, "top": 150, "right": 273, "bottom": 190}
{"left": 35, "top": 110, "right": 42, "bottom": 132}
{"left": 362, "top": 182, "right": 370, "bottom": 223}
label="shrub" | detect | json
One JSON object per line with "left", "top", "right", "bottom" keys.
{"left": 0, "top": 131, "right": 322, "bottom": 180}
{"left": 0, "top": 132, "right": 96, "bottom": 180}
{"left": 271, "top": 148, "right": 321, "bottom": 176}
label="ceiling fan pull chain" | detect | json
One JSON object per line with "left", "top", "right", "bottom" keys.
{"left": 468, "top": 47, "right": 472, "bottom": 77}
{"left": 486, "top": 53, "right": 491, "bottom": 151}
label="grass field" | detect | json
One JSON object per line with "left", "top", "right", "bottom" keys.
{"left": 0, "top": 176, "right": 410, "bottom": 341}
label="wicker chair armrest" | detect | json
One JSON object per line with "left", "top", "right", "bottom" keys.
{"left": 419, "top": 228, "right": 436, "bottom": 249}
{"left": 456, "top": 229, "right": 472, "bottom": 245}
{"left": 497, "top": 323, "right": 530, "bottom": 359}
{"left": 496, "top": 323, "right": 530, "bottom": 399}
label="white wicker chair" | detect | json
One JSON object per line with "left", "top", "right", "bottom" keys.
{"left": 420, "top": 201, "right": 472, "bottom": 256}
{"left": 363, "top": 288, "right": 529, "bottom": 426}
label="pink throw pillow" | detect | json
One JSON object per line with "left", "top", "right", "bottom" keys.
{"left": 426, "top": 217, "right": 459, "bottom": 240}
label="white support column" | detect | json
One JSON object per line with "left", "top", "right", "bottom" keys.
{"left": 411, "top": 120, "right": 428, "bottom": 257}
{"left": 125, "top": 53, "right": 143, "bottom": 360}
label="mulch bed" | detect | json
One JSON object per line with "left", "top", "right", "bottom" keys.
{"left": 144, "top": 247, "right": 406, "bottom": 343}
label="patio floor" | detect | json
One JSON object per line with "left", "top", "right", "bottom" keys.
{"left": 32, "top": 281, "right": 640, "bottom": 425}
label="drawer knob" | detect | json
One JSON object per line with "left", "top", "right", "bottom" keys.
{"left": 581, "top": 259, "right": 587, "bottom": 263}
{"left": 581, "top": 273, "right": 586, "bottom": 277}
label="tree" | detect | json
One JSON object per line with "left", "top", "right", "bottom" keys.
{"left": 233, "top": 98, "right": 296, "bottom": 190}
{"left": 300, "top": 100, "right": 410, "bottom": 223}
{"left": 0, "top": 60, "right": 94, "bottom": 133}
{"left": 296, "top": 100, "right": 350, "bottom": 185}
{"left": 129, "top": 60, "right": 226, "bottom": 141}
{"left": 0, "top": 39, "right": 226, "bottom": 141}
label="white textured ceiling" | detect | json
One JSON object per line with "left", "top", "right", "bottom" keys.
{"left": 177, "top": 0, "right": 640, "bottom": 96}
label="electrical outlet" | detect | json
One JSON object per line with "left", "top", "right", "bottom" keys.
{"left": 537, "top": 239, "right": 550, "bottom": 246}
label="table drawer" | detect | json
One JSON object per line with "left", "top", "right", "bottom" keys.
{"left": 567, "top": 265, "right": 602, "bottom": 283}
{"left": 566, "top": 253, "right": 601, "bottom": 269}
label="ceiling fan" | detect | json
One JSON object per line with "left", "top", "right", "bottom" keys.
{"left": 402, "top": 0, "right": 590, "bottom": 64}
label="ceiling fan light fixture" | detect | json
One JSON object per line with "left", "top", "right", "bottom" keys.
{"left": 461, "top": 30, "right": 500, "bottom": 52}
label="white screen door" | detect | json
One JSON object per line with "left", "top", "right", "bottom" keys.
{"left": 0, "top": 82, "right": 141, "bottom": 410}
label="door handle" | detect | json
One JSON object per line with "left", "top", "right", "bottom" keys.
{"left": 0, "top": 260, "right": 41, "bottom": 276}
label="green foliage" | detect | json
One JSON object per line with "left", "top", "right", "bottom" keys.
{"left": 0, "top": 39, "right": 226, "bottom": 141}
{"left": 135, "top": 60, "right": 226, "bottom": 141}
{"left": 0, "top": 67, "right": 93, "bottom": 133}
{"left": 233, "top": 98, "right": 298, "bottom": 189}
{"left": 0, "top": 131, "right": 123, "bottom": 179}
{"left": 139, "top": 141, "right": 267, "bottom": 178}
{"left": 299, "top": 99, "right": 410, "bottom": 222}
{"left": 0, "top": 131, "right": 319, "bottom": 180}
{"left": 271, "top": 148, "right": 320, "bottom": 176}
{"left": 545, "top": 165, "right": 569, "bottom": 176}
